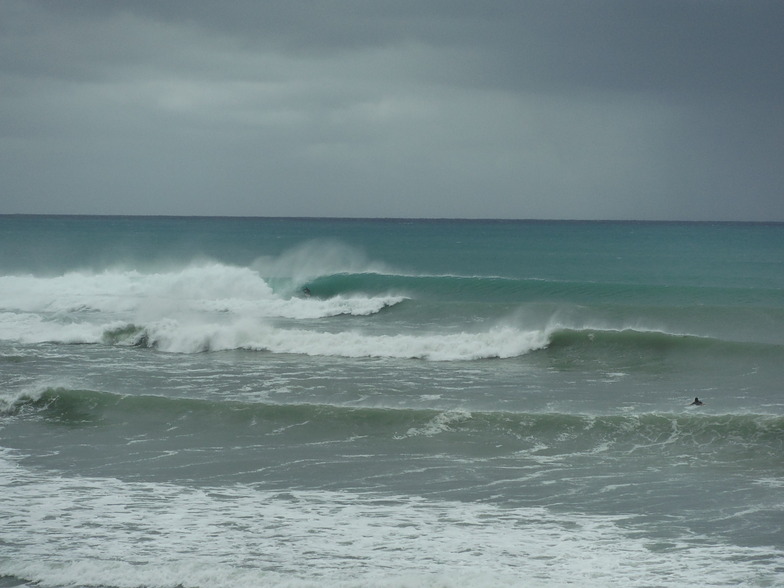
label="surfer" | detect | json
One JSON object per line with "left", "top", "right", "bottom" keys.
{"left": 689, "top": 397, "right": 704, "bottom": 406}
{"left": 302, "top": 287, "right": 311, "bottom": 297}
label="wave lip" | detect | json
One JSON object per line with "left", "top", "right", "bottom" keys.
{"left": 245, "top": 294, "right": 407, "bottom": 320}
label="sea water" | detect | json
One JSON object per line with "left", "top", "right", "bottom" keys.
{"left": 1, "top": 216, "right": 783, "bottom": 587}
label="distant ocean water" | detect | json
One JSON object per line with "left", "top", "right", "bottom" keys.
{"left": 1, "top": 215, "right": 783, "bottom": 588}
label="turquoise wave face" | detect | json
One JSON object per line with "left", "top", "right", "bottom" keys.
{"left": 2, "top": 217, "right": 783, "bottom": 353}
{"left": 2, "top": 216, "right": 783, "bottom": 286}
{"left": 305, "top": 271, "right": 783, "bottom": 306}
{"left": 3, "top": 261, "right": 783, "bottom": 359}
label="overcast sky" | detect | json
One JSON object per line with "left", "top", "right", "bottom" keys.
{"left": 1, "top": 1, "right": 782, "bottom": 220}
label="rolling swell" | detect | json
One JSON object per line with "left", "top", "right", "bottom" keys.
{"left": 7, "top": 388, "right": 782, "bottom": 456}
{"left": 4, "top": 387, "right": 429, "bottom": 433}
{"left": 304, "top": 271, "right": 782, "bottom": 306}
{"left": 544, "top": 327, "right": 784, "bottom": 363}
{"left": 306, "top": 272, "right": 525, "bottom": 301}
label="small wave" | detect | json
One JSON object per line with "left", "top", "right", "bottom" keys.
{"left": 2, "top": 389, "right": 438, "bottom": 439}
{"left": 545, "top": 326, "right": 783, "bottom": 355}
{"left": 0, "top": 388, "right": 48, "bottom": 417}
{"left": 399, "top": 410, "right": 473, "bottom": 438}
{"left": 8, "top": 389, "right": 782, "bottom": 454}
{"left": 548, "top": 327, "right": 711, "bottom": 350}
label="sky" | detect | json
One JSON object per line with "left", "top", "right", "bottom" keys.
{"left": 1, "top": 1, "right": 783, "bottom": 221}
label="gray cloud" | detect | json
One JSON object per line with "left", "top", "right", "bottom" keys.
{"left": 1, "top": 0, "right": 783, "bottom": 220}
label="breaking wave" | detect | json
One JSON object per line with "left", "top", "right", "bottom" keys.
{"left": 2, "top": 256, "right": 780, "bottom": 360}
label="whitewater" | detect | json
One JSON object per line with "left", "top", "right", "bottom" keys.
{"left": 1, "top": 216, "right": 783, "bottom": 587}
{"left": 0, "top": 263, "right": 546, "bottom": 359}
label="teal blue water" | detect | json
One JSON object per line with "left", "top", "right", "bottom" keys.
{"left": 1, "top": 216, "right": 783, "bottom": 587}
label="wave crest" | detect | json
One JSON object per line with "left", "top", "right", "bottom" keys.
{"left": 102, "top": 322, "right": 547, "bottom": 359}
{"left": 9, "top": 387, "right": 783, "bottom": 451}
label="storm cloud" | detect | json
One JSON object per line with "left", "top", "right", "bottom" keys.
{"left": 2, "top": 1, "right": 782, "bottom": 220}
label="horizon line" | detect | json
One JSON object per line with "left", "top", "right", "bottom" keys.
{"left": 1, "top": 213, "right": 782, "bottom": 225}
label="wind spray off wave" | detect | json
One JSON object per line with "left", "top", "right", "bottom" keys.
{"left": 0, "top": 245, "right": 557, "bottom": 359}
{"left": 0, "top": 261, "right": 407, "bottom": 351}
{"left": 0, "top": 257, "right": 767, "bottom": 360}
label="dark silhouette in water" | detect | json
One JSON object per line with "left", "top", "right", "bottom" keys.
{"left": 689, "top": 397, "right": 704, "bottom": 406}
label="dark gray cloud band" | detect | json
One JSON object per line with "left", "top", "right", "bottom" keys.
{"left": 2, "top": 0, "right": 783, "bottom": 220}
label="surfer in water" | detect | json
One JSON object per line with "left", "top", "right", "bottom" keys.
{"left": 689, "top": 397, "right": 704, "bottom": 406}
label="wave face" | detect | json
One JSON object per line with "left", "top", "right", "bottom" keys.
{"left": 2, "top": 386, "right": 783, "bottom": 587}
{"left": 5, "top": 386, "right": 783, "bottom": 532}
{"left": 1, "top": 217, "right": 783, "bottom": 361}
{"left": 1, "top": 217, "right": 784, "bottom": 588}
{"left": 7, "top": 387, "right": 783, "bottom": 453}
{"left": 1, "top": 260, "right": 782, "bottom": 359}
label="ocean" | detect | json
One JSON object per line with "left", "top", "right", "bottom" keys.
{"left": 1, "top": 215, "right": 783, "bottom": 587}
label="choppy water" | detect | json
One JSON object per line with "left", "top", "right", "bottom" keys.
{"left": 1, "top": 216, "right": 783, "bottom": 587}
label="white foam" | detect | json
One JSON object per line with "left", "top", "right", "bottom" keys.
{"left": 0, "top": 265, "right": 276, "bottom": 316}
{"left": 400, "top": 409, "right": 473, "bottom": 438}
{"left": 0, "top": 381, "right": 54, "bottom": 415}
{"left": 0, "top": 263, "right": 707, "bottom": 361}
{"left": 0, "top": 264, "right": 402, "bottom": 319}
{"left": 0, "top": 264, "right": 407, "bottom": 353}
{"left": 1, "top": 453, "right": 781, "bottom": 588}
{"left": 1, "top": 271, "right": 550, "bottom": 357}
{"left": 0, "top": 311, "right": 125, "bottom": 345}
{"left": 129, "top": 320, "right": 547, "bottom": 359}
{"left": 239, "top": 324, "right": 548, "bottom": 360}
{"left": 755, "top": 478, "right": 784, "bottom": 489}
